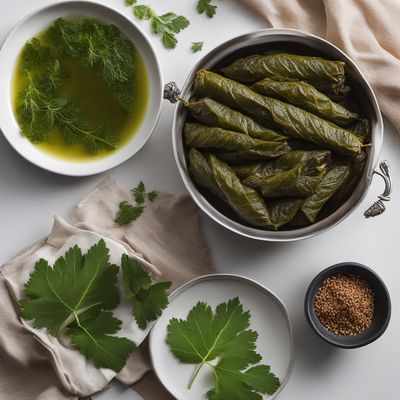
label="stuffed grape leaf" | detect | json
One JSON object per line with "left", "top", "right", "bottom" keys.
{"left": 252, "top": 78, "right": 359, "bottom": 127}
{"left": 187, "top": 97, "right": 287, "bottom": 142}
{"left": 221, "top": 53, "right": 346, "bottom": 94}
{"left": 194, "top": 70, "right": 363, "bottom": 155}
{"left": 301, "top": 162, "right": 351, "bottom": 222}
{"left": 184, "top": 123, "right": 292, "bottom": 160}
{"left": 260, "top": 162, "right": 326, "bottom": 198}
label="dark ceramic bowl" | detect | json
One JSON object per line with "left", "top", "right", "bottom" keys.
{"left": 305, "top": 262, "right": 391, "bottom": 348}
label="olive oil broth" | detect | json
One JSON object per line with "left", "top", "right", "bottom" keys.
{"left": 12, "top": 23, "right": 149, "bottom": 162}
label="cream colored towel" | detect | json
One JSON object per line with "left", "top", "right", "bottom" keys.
{"left": 241, "top": 0, "right": 400, "bottom": 132}
{"left": 0, "top": 177, "right": 213, "bottom": 399}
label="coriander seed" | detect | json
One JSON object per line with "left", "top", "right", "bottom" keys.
{"left": 314, "top": 274, "right": 374, "bottom": 336}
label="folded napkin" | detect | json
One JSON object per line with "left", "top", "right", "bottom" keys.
{"left": 0, "top": 177, "right": 214, "bottom": 399}
{"left": 241, "top": 0, "right": 400, "bottom": 133}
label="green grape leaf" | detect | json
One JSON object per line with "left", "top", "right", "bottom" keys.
{"left": 20, "top": 240, "right": 135, "bottom": 372}
{"left": 121, "top": 255, "right": 171, "bottom": 329}
{"left": 208, "top": 360, "right": 281, "bottom": 400}
{"left": 133, "top": 282, "right": 171, "bottom": 329}
{"left": 121, "top": 254, "right": 151, "bottom": 299}
{"left": 167, "top": 298, "right": 280, "bottom": 398}
{"left": 68, "top": 310, "right": 136, "bottom": 372}
{"left": 197, "top": 0, "right": 217, "bottom": 18}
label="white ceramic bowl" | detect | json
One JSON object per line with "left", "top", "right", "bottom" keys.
{"left": 0, "top": 0, "right": 163, "bottom": 176}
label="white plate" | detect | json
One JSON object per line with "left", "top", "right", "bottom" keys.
{"left": 150, "top": 274, "right": 295, "bottom": 400}
{"left": 0, "top": 0, "right": 163, "bottom": 176}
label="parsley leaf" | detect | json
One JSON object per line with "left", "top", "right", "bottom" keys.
{"left": 122, "top": 255, "right": 171, "bottom": 329}
{"left": 191, "top": 41, "right": 204, "bottom": 53}
{"left": 197, "top": 0, "right": 217, "bottom": 18}
{"left": 167, "top": 298, "right": 280, "bottom": 398}
{"left": 128, "top": 3, "right": 189, "bottom": 49}
{"left": 132, "top": 181, "right": 146, "bottom": 204}
{"left": 115, "top": 201, "right": 144, "bottom": 225}
{"left": 148, "top": 190, "right": 158, "bottom": 202}
{"left": 20, "top": 240, "right": 136, "bottom": 372}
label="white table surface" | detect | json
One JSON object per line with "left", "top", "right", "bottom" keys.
{"left": 1, "top": 1, "right": 399, "bottom": 399}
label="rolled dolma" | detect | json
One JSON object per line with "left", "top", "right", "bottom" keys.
{"left": 187, "top": 97, "right": 287, "bottom": 142}
{"left": 259, "top": 162, "right": 326, "bottom": 198}
{"left": 268, "top": 197, "right": 304, "bottom": 228}
{"left": 300, "top": 161, "right": 351, "bottom": 222}
{"left": 221, "top": 53, "right": 346, "bottom": 95}
{"left": 208, "top": 155, "right": 278, "bottom": 229}
{"left": 241, "top": 150, "right": 331, "bottom": 189}
{"left": 348, "top": 119, "right": 370, "bottom": 143}
{"left": 188, "top": 148, "right": 223, "bottom": 198}
{"left": 252, "top": 78, "right": 359, "bottom": 127}
{"left": 328, "top": 153, "right": 366, "bottom": 205}
{"left": 184, "top": 123, "right": 292, "bottom": 160}
{"left": 194, "top": 70, "right": 363, "bottom": 155}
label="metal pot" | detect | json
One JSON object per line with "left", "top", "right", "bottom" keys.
{"left": 166, "top": 28, "right": 392, "bottom": 241}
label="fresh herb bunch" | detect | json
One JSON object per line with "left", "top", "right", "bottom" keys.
{"left": 167, "top": 298, "right": 281, "bottom": 399}
{"left": 116, "top": 180, "right": 158, "bottom": 225}
{"left": 45, "top": 18, "right": 136, "bottom": 110}
{"left": 126, "top": 1, "right": 190, "bottom": 49}
{"left": 16, "top": 18, "right": 137, "bottom": 153}
{"left": 20, "top": 240, "right": 171, "bottom": 372}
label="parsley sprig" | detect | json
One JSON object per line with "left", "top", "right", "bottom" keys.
{"left": 126, "top": 1, "right": 190, "bottom": 49}
{"left": 115, "top": 181, "right": 158, "bottom": 225}
{"left": 197, "top": 0, "right": 218, "bottom": 18}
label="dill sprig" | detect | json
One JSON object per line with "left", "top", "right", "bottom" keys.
{"left": 16, "top": 18, "right": 138, "bottom": 153}
{"left": 45, "top": 18, "right": 136, "bottom": 110}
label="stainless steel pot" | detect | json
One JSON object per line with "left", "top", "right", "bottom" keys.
{"left": 166, "top": 28, "right": 392, "bottom": 241}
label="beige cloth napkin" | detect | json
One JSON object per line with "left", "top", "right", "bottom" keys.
{"left": 0, "top": 177, "right": 214, "bottom": 399}
{"left": 241, "top": 0, "right": 400, "bottom": 132}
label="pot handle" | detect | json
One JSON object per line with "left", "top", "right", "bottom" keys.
{"left": 164, "top": 82, "right": 185, "bottom": 104}
{"left": 364, "top": 160, "right": 392, "bottom": 218}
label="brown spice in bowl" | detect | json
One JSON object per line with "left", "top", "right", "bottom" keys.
{"left": 314, "top": 274, "right": 374, "bottom": 336}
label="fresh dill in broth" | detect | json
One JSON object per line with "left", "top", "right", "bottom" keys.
{"left": 13, "top": 18, "right": 149, "bottom": 161}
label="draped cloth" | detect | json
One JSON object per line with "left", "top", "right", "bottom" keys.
{"left": 0, "top": 177, "right": 213, "bottom": 399}
{"left": 241, "top": 0, "right": 400, "bottom": 132}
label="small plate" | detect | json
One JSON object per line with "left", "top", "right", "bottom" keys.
{"left": 150, "top": 274, "right": 294, "bottom": 400}
{"left": 0, "top": 0, "right": 163, "bottom": 176}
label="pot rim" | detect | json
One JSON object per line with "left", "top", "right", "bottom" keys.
{"left": 172, "top": 28, "right": 384, "bottom": 241}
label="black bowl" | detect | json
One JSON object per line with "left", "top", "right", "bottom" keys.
{"left": 304, "top": 262, "right": 391, "bottom": 348}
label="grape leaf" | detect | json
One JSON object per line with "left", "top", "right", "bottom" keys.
{"left": 208, "top": 360, "right": 280, "bottom": 400}
{"left": 20, "top": 240, "right": 136, "bottom": 372}
{"left": 167, "top": 298, "right": 280, "bottom": 398}
{"left": 121, "top": 255, "right": 171, "bottom": 329}
{"left": 121, "top": 254, "right": 151, "bottom": 299}
{"left": 197, "top": 0, "right": 217, "bottom": 18}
